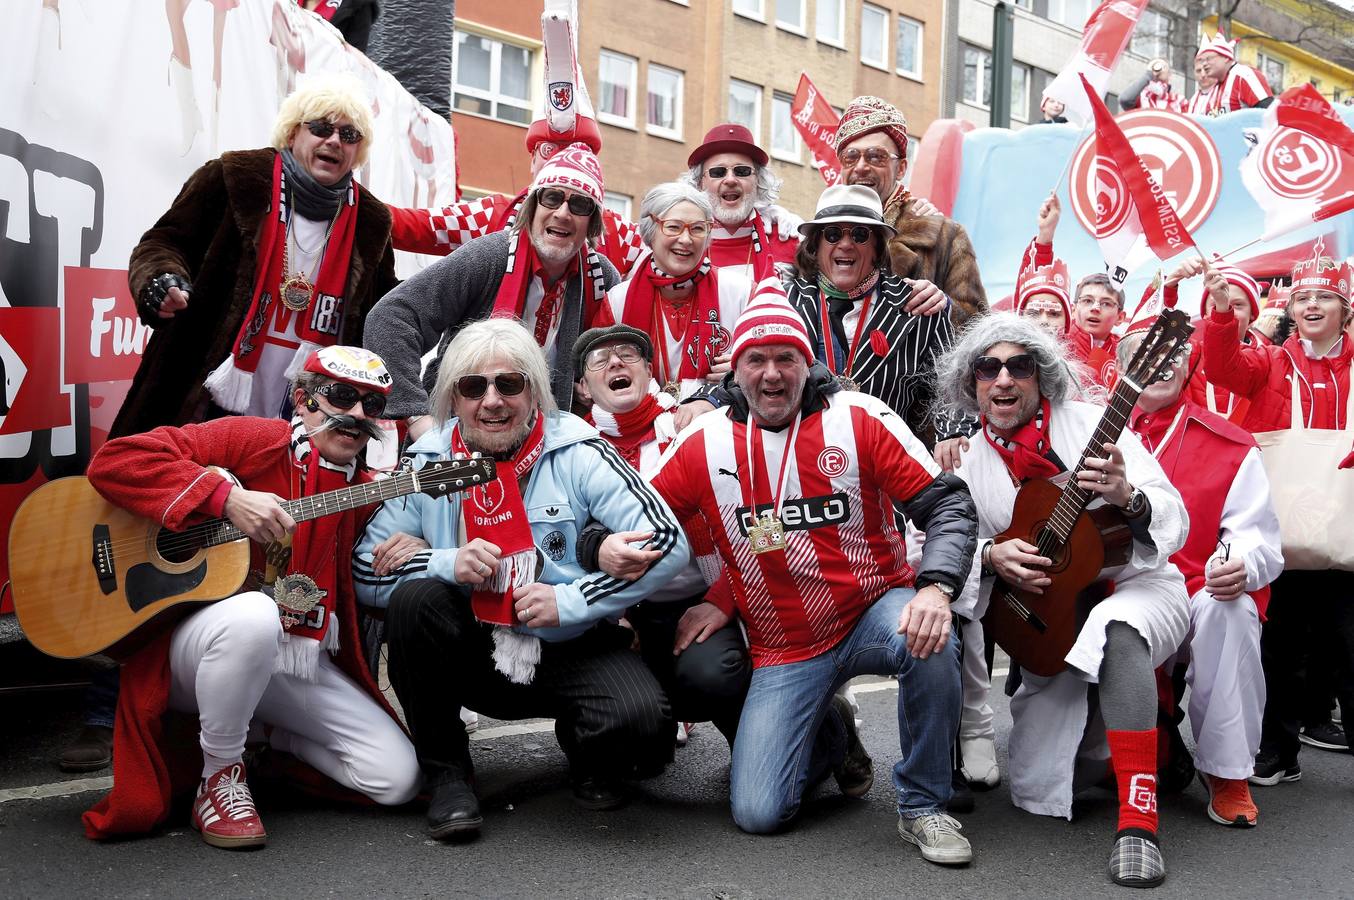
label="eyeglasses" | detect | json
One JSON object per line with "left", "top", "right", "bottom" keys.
{"left": 822, "top": 224, "right": 874, "bottom": 245}
{"left": 649, "top": 215, "right": 713, "bottom": 240}
{"left": 304, "top": 119, "right": 364, "bottom": 145}
{"left": 705, "top": 165, "right": 755, "bottom": 179}
{"left": 311, "top": 382, "right": 387, "bottom": 417}
{"left": 838, "top": 147, "right": 901, "bottom": 167}
{"left": 456, "top": 372, "right": 529, "bottom": 400}
{"left": 973, "top": 354, "right": 1038, "bottom": 381}
{"left": 584, "top": 344, "right": 645, "bottom": 371}
{"left": 537, "top": 188, "right": 597, "bottom": 217}
{"left": 1075, "top": 297, "right": 1120, "bottom": 311}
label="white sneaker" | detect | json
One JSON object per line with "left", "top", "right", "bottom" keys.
{"left": 959, "top": 735, "right": 1000, "bottom": 789}
{"left": 459, "top": 707, "right": 479, "bottom": 733}
{"left": 898, "top": 813, "right": 972, "bottom": 865}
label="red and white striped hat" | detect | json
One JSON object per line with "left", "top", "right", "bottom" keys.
{"left": 730, "top": 291, "right": 813, "bottom": 366}
{"left": 1198, "top": 260, "right": 1260, "bottom": 319}
{"left": 1196, "top": 32, "right": 1236, "bottom": 62}
{"left": 531, "top": 142, "right": 604, "bottom": 206}
{"left": 1015, "top": 259, "right": 1072, "bottom": 333}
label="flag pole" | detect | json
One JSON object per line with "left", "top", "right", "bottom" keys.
{"left": 1051, "top": 117, "right": 1094, "bottom": 197}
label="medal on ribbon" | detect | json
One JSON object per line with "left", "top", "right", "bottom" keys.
{"left": 274, "top": 573, "right": 327, "bottom": 630}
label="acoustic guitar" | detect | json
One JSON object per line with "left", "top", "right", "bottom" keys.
{"left": 8, "top": 456, "right": 495, "bottom": 659}
{"left": 982, "top": 309, "right": 1194, "bottom": 677}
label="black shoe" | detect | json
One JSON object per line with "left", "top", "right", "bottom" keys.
{"left": 830, "top": 694, "right": 874, "bottom": 798}
{"left": 949, "top": 770, "right": 976, "bottom": 814}
{"left": 426, "top": 778, "right": 482, "bottom": 840}
{"left": 1248, "top": 752, "right": 1301, "bottom": 787}
{"left": 1299, "top": 721, "right": 1348, "bottom": 752}
{"left": 58, "top": 725, "right": 113, "bottom": 773}
{"left": 571, "top": 775, "right": 628, "bottom": 811}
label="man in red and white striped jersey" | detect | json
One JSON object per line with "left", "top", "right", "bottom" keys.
{"left": 650, "top": 297, "right": 979, "bottom": 866}
{"left": 1196, "top": 32, "right": 1273, "bottom": 114}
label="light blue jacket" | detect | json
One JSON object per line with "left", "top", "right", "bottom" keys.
{"left": 353, "top": 412, "right": 689, "bottom": 642}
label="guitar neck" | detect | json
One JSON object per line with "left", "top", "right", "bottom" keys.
{"left": 203, "top": 471, "right": 422, "bottom": 547}
{"left": 1043, "top": 379, "right": 1142, "bottom": 545}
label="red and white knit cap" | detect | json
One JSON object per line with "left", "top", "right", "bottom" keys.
{"left": 1198, "top": 260, "right": 1260, "bottom": 319}
{"left": 1015, "top": 259, "right": 1072, "bottom": 332}
{"left": 1196, "top": 32, "right": 1236, "bottom": 62}
{"left": 835, "top": 96, "right": 908, "bottom": 156}
{"left": 730, "top": 292, "right": 813, "bottom": 366}
{"left": 531, "top": 142, "right": 604, "bottom": 206}
{"left": 303, "top": 346, "right": 392, "bottom": 394}
{"left": 1291, "top": 241, "right": 1353, "bottom": 301}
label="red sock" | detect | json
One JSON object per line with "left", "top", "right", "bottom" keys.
{"left": 1107, "top": 728, "right": 1159, "bottom": 835}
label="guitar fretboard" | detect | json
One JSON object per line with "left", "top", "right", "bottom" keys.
{"left": 202, "top": 472, "right": 423, "bottom": 547}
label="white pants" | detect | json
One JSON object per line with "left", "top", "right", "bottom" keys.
{"left": 168, "top": 592, "right": 420, "bottom": 805}
{"left": 1170, "top": 589, "right": 1265, "bottom": 781}
{"left": 960, "top": 618, "right": 994, "bottom": 741}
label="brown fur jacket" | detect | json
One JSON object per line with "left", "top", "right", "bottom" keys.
{"left": 885, "top": 195, "right": 988, "bottom": 326}
{"left": 112, "top": 148, "right": 397, "bottom": 438}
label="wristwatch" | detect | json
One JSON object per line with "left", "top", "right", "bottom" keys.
{"left": 1124, "top": 486, "right": 1148, "bottom": 518}
{"left": 925, "top": 580, "right": 957, "bottom": 601}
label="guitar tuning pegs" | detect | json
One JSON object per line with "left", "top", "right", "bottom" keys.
{"left": 471, "top": 451, "right": 482, "bottom": 458}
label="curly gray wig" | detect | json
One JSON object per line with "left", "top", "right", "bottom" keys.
{"left": 935, "top": 312, "right": 1086, "bottom": 416}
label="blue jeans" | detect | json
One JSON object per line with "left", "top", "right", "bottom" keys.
{"left": 729, "top": 587, "right": 961, "bottom": 833}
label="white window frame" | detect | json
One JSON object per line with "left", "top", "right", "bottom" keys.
{"left": 603, "top": 191, "right": 632, "bottom": 220}
{"left": 1010, "top": 62, "right": 1032, "bottom": 123}
{"left": 728, "top": 79, "right": 764, "bottom": 147}
{"left": 646, "top": 63, "right": 684, "bottom": 141}
{"left": 597, "top": 49, "right": 638, "bottom": 129}
{"left": 1130, "top": 7, "right": 1172, "bottom": 61}
{"left": 1258, "top": 51, "right": 1286, "bottom": 92}
{"left": 815, "top": 0, "right": 845, "bottom": 47}
{"left": 774, "top": 0, "right": 806, "bottom": 35}
{"left": 894, "top": 15, "right": 923, "bottom": 80}
{"left": 452, "top": 30, "right": 535, "bottom": 126}
{"left": 962, "top": 44, "right": 993, "bottom": 109}
{"left": 732, "top": 0, "right": 765, "bottom": 23}
{"left": 1046, "top": 0, "right": 1093, "bottom": 30}
{"left": 770, "top": 90, "right": 802, "bottom": 163}
{"left": 860, "top": 3, "right": 889, "bottom": 71}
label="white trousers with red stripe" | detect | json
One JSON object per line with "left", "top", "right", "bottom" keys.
{"left": 167, "top": 592, "right": 420, "bottom": 805}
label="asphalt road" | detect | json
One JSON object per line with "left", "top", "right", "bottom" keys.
{"left": 2, "top": 666, "right": 1352, "bottom": 900}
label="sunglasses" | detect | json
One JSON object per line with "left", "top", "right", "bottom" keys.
{"left": 650, "top": 215, "right": 713, "bottom": 240}
{"left": 311, "top": 382, "right": 387, "bottom": 417}
{"left": 304, "top": 119, "right": 363, "bottom": 145}
{"left": 537, "top": 188, "right": 597, "bottom": 217}
{"left": 456, "top": 372, "right": 528, "bottom": 400}
{"left": 822, "top": 224, "right": 874, "bottom": 245}
{"left": 584, "top": 343, "right": 645, "bottom": 371}
{"left": 838, "top": 147, "right": 901, "bottom": 167}
{"left": 973, "top": 353, "right": 1038, "bottom": 381}
{"left": 705, "top": 165, "right": 755, "bottom": 179}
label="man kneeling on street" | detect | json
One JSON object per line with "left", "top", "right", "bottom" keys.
{"left": 649, "top": 297, "right": 979, "bottom": 865}
{"left": 354, "top": 318, "right": 689, "bottom": 841}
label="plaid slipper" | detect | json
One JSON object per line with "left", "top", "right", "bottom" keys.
{"left": 1108, "top": 828, "right": 1166, "bottom": 888}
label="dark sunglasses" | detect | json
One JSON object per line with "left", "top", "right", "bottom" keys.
{"left": 311, "top": 382, "right": 387, "bottom": 417}
{"left": 973, "top": 354, "right": 1038, "bottom": 382}
{"left": 304, "top": 119, "right": 363, "bottom": 145}
{"left": 537, "top": 188, "right": 597, "bottom": 217}
{"left": 705, "top": 164, "right": 755, "bottom": 179}
{"left": 822, "top": 224, "right": 874, "bottom": 245}
{"left": 456, "top": 372, "right": 529, "bottom": 400}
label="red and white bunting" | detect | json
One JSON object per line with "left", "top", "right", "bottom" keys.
{"left": 1044, "top": 0, "right": 1150, "bottom": 125}
{"left": 790, "top": 73, "right": 842, "bottom": 186}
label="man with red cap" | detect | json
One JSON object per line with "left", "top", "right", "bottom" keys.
{"left": 365, "top": 142, "right": 621, "bottom": 440}
{"left": 1195, "top": 32, "right": 1273, "bottom": 114}
{"left": 81, "top": 346, "right": 420, "bottom": 849}
{"left": 650, "top": 296, "right": 979, "bottom": 865}
{"left": 834, "top": 95, "right": 988, "bottom": 325}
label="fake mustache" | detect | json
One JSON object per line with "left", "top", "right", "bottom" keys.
{"left": 308, "top": 411, "right": 384, "bottom": 442}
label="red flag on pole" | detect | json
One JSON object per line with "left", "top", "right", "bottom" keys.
{"left": 790, "top": 74, "right": 842, "bottom": 186}
{"left": 1043, "top": 0, "right": 1150, "bottom": 124}
{"left": 1080, "top": 74, "right": 1197, "bottom": 280}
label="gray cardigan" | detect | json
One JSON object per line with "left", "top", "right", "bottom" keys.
{"left": 363, "top": 229, "right": 620, "bottom": 417}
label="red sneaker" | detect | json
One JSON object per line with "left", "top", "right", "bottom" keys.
{"left": 192, "top": 762, "right": 267, "bottom": 849}
{"left": 1202, "top": 773, "right": 1258, "bottom": 828}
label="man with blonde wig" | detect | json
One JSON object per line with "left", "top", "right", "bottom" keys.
{"left": 354, "top": 318, "right": 689, "bottom": 840}
{"left": 116, "top": 74, "right": 397, "bottom": 438}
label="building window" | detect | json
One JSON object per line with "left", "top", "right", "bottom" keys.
{"left": 1131, "top": 7, "right": 1173, "bottom": 61}
{"left": 728, "top": 79, "right": 763, "bottom": 145}
{"left": 598, "top": 50, "right": 637, "bottom": 127}
{"left": 646, "top": 64, "right": 684, "bottom": 139}
{"left": 775, "top": 0, "right": 805, "bottom": 33}
{"left": 962, "top": 45, "right": 992, "bottom": 107}
{"left": 771, "top": 91, "right": 802, "bottom": 162}
{"left": 816, "top": 0, "right": 845, "bottom": 46}
{"left": 861, "top": 3, "right": 889, "bottom": 69}
{"left": 895, "top": 15, "right": 922, "bottom": 79}
{"left": 1258, "top": 52, "right": 1287, "bottom": 92}
{"left": 453, "top": 31, "right": 533, "bottom": 125}
{"left": 603, "top": 191, "right": 632, "bottom": 219}
{"left": 1011, "top": 63, "right": 1031, "bottom": 121}
{"left": 1046, "top": 0, "right": 1092, "bottom": 29}
{"left": 732, "top": 0, "right": 764, "bottom": 21}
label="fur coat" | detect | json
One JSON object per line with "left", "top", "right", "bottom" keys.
{"left": 884, "top": 195, "right": 988, "bottom": 326}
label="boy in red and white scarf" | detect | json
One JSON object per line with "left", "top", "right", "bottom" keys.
{"left": 82, "top": 347, "right": 419, "bottom": 850}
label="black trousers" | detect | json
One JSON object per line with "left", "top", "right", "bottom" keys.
{"left": 626, "top": 595, "right": 752, "bottom": 743}
{"left": 385, "top": 578, "right": 673, "bottom": 785}
{"left": 1258, "top": 569, "right": 1354, "bottom": 764}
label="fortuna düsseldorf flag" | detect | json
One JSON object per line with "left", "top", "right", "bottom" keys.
{"left": 1080, "top": 74, "right": 1197, "bottom": 282}
{"left": 1240, "top": 84, "right": 1354, "bottom": 241}
{"left": 1043, "top": 0, "right": 1150, "bottom": 125}
{"left": 791, "top": 74, "right": 842, "bottom": 186}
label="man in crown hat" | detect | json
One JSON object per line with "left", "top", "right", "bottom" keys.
{"left": 81, "top": 346, "right": 421, "bottom": 849}
{"left": 366, "top": 142, "right": 622, "bottom": 441}
{"left": 1196, "top": 32, "right": 1273, "bottom": 114}
{"left": 834, "top": 95, "right": 988, "bottom": 326}
{"left": 1013, "top": 195, "right": 1073, "bottom": 336}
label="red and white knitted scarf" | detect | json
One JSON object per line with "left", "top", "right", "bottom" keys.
{"left": 983, "top": 398, "right": 1061, "bottom": 481}
{"left": 618, "top": 256, "right": 724, "bottom": 383}
{"left": 491, "top": 230, "right": 608, "bottom": 345}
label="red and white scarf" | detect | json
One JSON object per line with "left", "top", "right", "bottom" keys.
{"left": 983, "top": 398, "right": 1062, "bottom": 481}
{"left": 491, "top": 229, "right": 608, "bottom": 345}
{"left": 206, "top": 152, "right": 358, "bottom": 411}
{"left": 617, "top": 256, "right": 724, "bottom": 384}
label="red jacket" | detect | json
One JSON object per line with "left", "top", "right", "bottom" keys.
{"left": 80, "top": 417, "right": 395, "bottom": 839}
{"left": 1068, "top": 326, "right": 1119, "bottom": 387}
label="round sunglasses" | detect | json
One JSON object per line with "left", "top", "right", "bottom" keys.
{"left": 456, "top": 372, "right": 529, "bottom": 400}
{"left": 311, "top": 382, "right": 387, "bottom": 417}
{"left": 304, "top": 119, "right": 363, "bottom": 145}
{"left": 822, "top": 224, "right": 874, "bottom": 245}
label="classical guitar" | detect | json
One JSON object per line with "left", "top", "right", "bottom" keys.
{"left": 982, "top": 309, "right": 1194, "bottom": 677}
{"left": 9, "top": 456, "right": 495, "bottom": 659}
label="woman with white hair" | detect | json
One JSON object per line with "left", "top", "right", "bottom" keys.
{"left": 598, "top": 181, "right": 781, "bottom": 401}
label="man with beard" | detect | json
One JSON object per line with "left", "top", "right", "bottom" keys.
{"left": 833, "top": 96, "right": 987, "bottom": 325}
{"left": 649, "top": 297, "right": 979, "bottom": 866}
{"left": 934, "top": 314, "right": 1189, "bottom": 887}
{"left": 81, "top": 347, "right": 420, "bottom": 849}
{"left": 364, "top": 143, "right": 620, "bottom": 441}
{"left": 355, "top": 318, "right": 689, "bottom": 839}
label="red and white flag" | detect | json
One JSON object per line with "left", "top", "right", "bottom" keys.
{"left": 1080, "top": 75, "right": 1197, "bottom": 282}
{"left": 1044, "top": 0, "right": 1150, "bottom": 125}
{"left": 1240, "top": 84, "right": 1354, "bottom": 241}
{"left": 790, "top": 73, "right": 842, "bottom": 186}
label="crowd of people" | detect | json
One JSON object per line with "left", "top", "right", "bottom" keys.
{"left": 53, "top": 38, "right": 1350, "bottom": 891}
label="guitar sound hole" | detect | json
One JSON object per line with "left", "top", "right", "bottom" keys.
{"left": 155, "top": 528, "right": 204, "bottom": 564}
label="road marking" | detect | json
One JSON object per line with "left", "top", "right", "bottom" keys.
{"left": 469, "top": 720, "right": 554, "bottom": 741}
{"left": 0, "top": 776, "right": 112, "bottom": 804}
